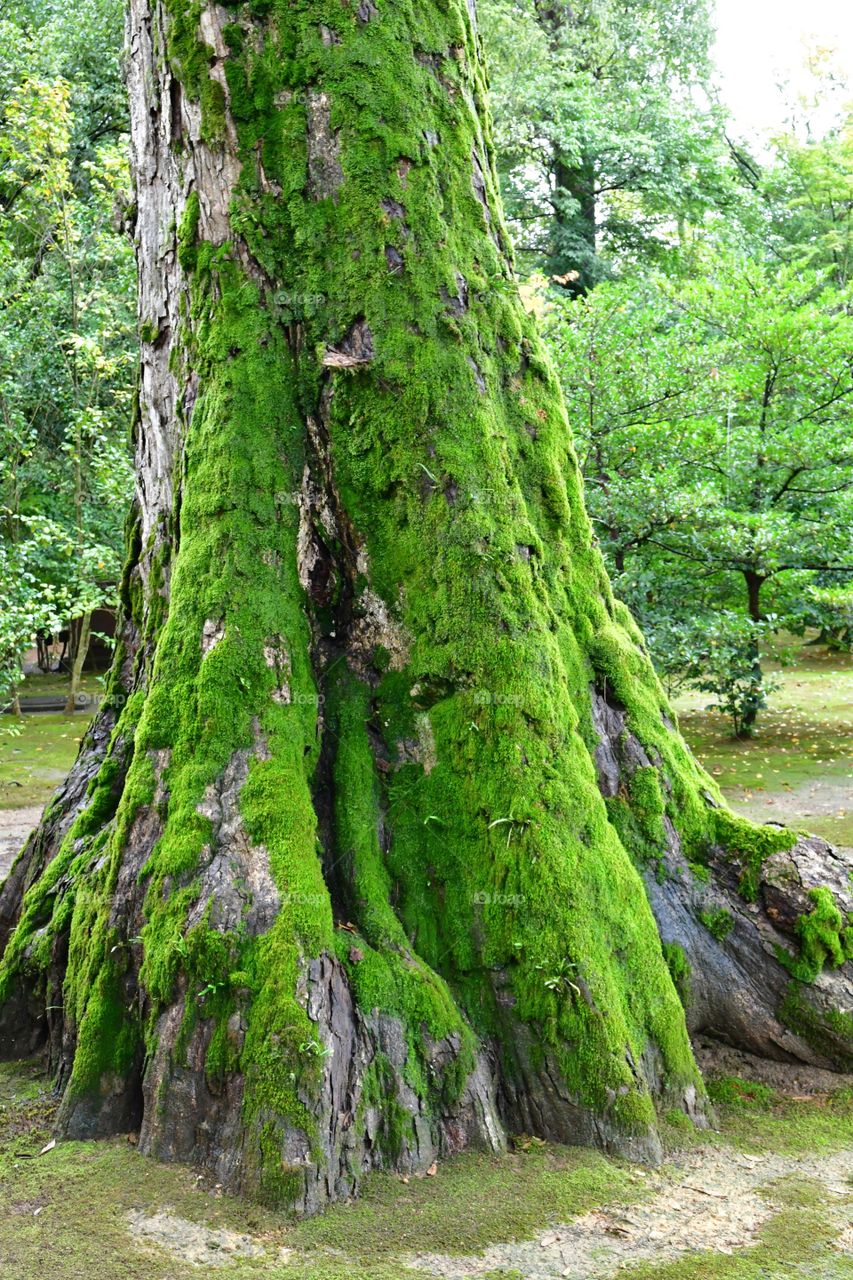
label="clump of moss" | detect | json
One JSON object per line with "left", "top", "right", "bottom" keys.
{"left": 662, "top": 942, "right": 691, "bottom": 1007}
{"left": 710, "top": 810, "right": 795, "bottom": 901}
{"left": 776, "top": 887, "right": 853, "bottom": 982}
{"left": 706, "top": 1075, "right": 774, "bottom": 1109}
{"left": 698, "top": 906, "right": 735, "bottom": 943}
{"left": 778, "top": 982, "right": 853, "bottom": 1071}
{"left": 177, "top": 191, "right": 200, "bottom": 272}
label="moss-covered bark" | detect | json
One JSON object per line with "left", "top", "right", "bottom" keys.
{"left": 0, "top": 0, "right": 851, "bottom": 1212}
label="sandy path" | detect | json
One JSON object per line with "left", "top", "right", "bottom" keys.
{"left": 0, "top": 807, "right": 42, "bottom": 882}
{"left": 406, "top": 1144, "right": 853, "bottom": 1279}
{"left": 724, "top": 777, "right": 852, "bottom": 855}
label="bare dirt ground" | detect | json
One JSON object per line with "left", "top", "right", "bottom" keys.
{"left": 725, "top": 777, "right": 852, "bottom": 857}
{"left": 126, "top": 1209, "right": 294, "bottom": 1268}
{"left": 405, "top": 1144, "right": 853, "bottom": 1279}
{"left": 0, "top": 806, "right": 40, "bottom": 882}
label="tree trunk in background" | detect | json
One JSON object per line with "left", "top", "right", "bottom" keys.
{"left": 0, "top": 0, "right": 850, "bottom": 1213}
{"left": 744, "top": 570, "right": 765, "bottom": 624}
{"left": 64, "top": 612, "right": 92, "bottom": 715}
{"left": 551, "top": 152, "right": 598, "bottom": 293}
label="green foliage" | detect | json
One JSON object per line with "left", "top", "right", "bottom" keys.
{"left": 0, "top": 0, "right": 133, "bottom": 708}
{"left": 480, "top": 0, "right": 727, "bottom": 287}
{"left": 543, "top": 211, "right": 853, "bottom": 724}
{"left": 793, "top": 584, "right": 853, "bottom": 653}
{"left": 676, "top": 614, "right": 781, "bottom": 739}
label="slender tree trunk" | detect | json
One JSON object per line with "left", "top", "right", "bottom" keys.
{"left": 64, "top": 613, "right": 92, "bottom": 714}
{"left": 744, "top": 569, "right": 765, "bottom": 624}
{"left": 0, "top": 0, "right": 850, "bottom": 1214}
{"left": 551, "top": 152, "right": 597, "bottom": 292}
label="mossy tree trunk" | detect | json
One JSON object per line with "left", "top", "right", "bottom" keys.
{"left": 1, "top": 0, "right": 851, "bottom": 1213}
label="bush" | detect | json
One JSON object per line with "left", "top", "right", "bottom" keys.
{"left": 651, "top": 611, "right": 779, "bottom": 738}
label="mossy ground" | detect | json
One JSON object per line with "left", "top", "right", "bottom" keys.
{"left": 674, "top": 638, "right": 853, "bottom": 849}
{"left": 0, "top": 712, "right": 91, "bottom": 809}
{"left": 16, "top": 671, "right": 104, "bottom": 701}
{"left": 1, "top": 1059, "right": 851, "bottom": 1279}
{"left": 613, "top": 1187, "right": 853, "bottom": 1280}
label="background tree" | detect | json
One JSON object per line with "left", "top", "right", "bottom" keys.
{"left": 480, "top": 0, "right": 730, "bottom": 288}
{"left": 0, "top": 0, "right": 850, "bottom": 1214}
{"left": 0, "top": 0, "right": 133, "bottom": 711}
{"left": 547, "top": 224, "right": 853, "bottom": 731}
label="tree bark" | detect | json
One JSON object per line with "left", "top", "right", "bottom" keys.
{"left": 0, "top": 0, "right": 850, "bottom": 1213}
{"left": 744, "top": 569, "right": 765, "bottom": 624}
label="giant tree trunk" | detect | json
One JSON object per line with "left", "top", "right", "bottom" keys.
{"left": 1, "top": 0, "right": 851, "bottom": 1214}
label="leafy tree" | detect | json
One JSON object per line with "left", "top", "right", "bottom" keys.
{"left": 546, "top": 233, "right": 853, "bottom": 723}
{"left": 671, "top": 612, "right": 781, "bottom": 738}
{"left": 0, "top": 0, "right": 133, "bottom": 709}
{"left": 480, "top": 0, "right": 730, "bottom": 287}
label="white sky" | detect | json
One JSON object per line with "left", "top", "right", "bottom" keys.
{"left": 713, "top": 0, "right": 853, "bottom": 135}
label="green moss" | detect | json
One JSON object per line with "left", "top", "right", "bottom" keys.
{"left": 162, "top": 1, "right": 225, "bottom": 141}
{"left": 778, "top": 982, "right": 853, "bottom": 1069}
{"left": 629, "top": 766, "right": 667, "bottom": 841}
{"left": 709, "top": 810, "right": 795, "bottom": 902}
{"left": 661, "top": 942, "right": 691, "bottom": 1007}
{"left": 177, "top": 191, "right": 200, "bottom": 272}
{"left": 698, "top": 906, "right": 735, "bottom": 943}
{"left": 775, "top": 886, "right": 853, "bottom": 982}
{"left": 706, "top": 1076, "right": 774, "bottom": 1110}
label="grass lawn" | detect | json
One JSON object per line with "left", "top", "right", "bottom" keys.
{"left": 673, "top": 640, "right": 853, "bottom": 850}
{"left": 0, "top": 712, "right": 91, "bottom": 809}
{"left": 16, "top": 671, "right": 104, "bottom": 701}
